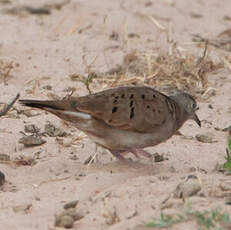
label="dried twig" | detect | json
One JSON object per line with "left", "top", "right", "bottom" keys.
{"left": 0, "top": 93, "right": 20, "bottom": 117}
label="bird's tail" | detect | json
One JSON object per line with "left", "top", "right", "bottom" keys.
{"left": 19, "top": 99, "right": 92, "bottom": 125}
{"left": 19, "top": 99, "right": 69, "bottom": 111}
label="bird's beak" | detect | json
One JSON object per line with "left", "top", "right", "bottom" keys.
{"left": 192, "top": 113, "right": 201, "bottom": 127}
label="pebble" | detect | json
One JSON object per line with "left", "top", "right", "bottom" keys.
{"left": 174, "top": 179, "right": 201, "bottom": 199}
{"left": 45, "top": 122, "right": 67, "bottom": 137}
{"left": 0, "top": 153, "right": 10, "bottom": 161}
{"left": 13, "top": 203, "right": 32, "bottom": 213}
{"left": 0, "top": 171, "right": 5, "bottom": 186}
{"left": 64, "top": 200, "right": 79, "bottom": 209}
{"left": 18, "top": 135, "right": 46, "bottom": 147}
{"left": 55, "top": 215, "right": 74, "bottom": 228}
{"left": 225, "top": 196, "right": 231, "bottom": 205}
{"left": 24, "top": 124, "right": 40, "bottom": 134}
{"left": 55, "top": 208, "right": 84, "bottom": 229}
{"left": 195, "top": 133, "right": 215, "bottom": 143}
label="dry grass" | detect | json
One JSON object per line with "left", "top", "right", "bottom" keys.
{"left": 65, "top": 15, "right": 225, "bottom": 98}
{"left": 0, "top": 59, "right": 14, "bottom": 85}
{"left": 68, "top": 46, "right": 222, "bottom": 99}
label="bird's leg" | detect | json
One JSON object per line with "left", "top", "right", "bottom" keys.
{"left": 110, "top": 150, "right": 127, "bottom": 161}
{"left": 130, "top": 148, "right": 152, "bottom": 158}
{"left": 128, "top": 149, "right": 140, "bottom": 159}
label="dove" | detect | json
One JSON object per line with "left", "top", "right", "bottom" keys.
{"left": 19, "top": 86, "right": 201, "bottom": 160}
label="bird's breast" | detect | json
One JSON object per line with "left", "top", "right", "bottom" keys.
{"left": 83, "top": 120, "right": 176, "bottom": 151}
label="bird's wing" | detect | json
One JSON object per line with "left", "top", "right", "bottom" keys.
{"left": 72, "top": 86, "right": 175, "bottom": 133}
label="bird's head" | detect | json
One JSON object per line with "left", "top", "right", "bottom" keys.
{"left": 170, "top": 92, "right": 201, "bottom": 127}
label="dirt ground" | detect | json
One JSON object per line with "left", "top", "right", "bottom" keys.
{"left": 0, "top": 0, "right": 231, "bottom": 229}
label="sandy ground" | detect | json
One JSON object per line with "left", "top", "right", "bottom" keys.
{"left": 0, "top": 0, "right": 231, "bottom": 229}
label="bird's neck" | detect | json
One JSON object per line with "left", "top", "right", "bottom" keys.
{"left": 169, "top": 96, "right": 189, "bottom": 131}
{"left": 175, "top": 105, "right": 188, "bottom": 130}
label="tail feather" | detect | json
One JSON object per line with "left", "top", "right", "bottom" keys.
{"left": 19, "top": 99, "right": 91, "bottom": 124}
{"left": 19, "top": 99, "right": 70, "bottom": 111}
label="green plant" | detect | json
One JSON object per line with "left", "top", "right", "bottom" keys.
{"left": 145, "top": 207, "right": 231, "bottom": 229}
{"left": 190, "top": 208, "right": 231, "bottom": 230}
{"left": 145, "top": 212, "right": 186, "bottom": 228}
{"left": 223, "top": 136, "right": 231, "bottom": 172}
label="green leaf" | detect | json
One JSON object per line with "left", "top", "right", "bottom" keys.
{"left": 228, "top": 138, "right": 231, "bottom": 153}
{"left": 220, "top": 212, "right": 231, "bottom": 223}
{"left": 146, "top": 220, "right": 170, "bottom": 228}
{"left": 223, "top": 160, "right": 231, "bottom": 170}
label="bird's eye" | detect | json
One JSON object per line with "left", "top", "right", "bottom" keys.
{"left": 192, "top": 102, "right": 197, "bottom": 110}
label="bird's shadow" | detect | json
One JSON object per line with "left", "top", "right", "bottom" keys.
{"left": 88, "top": 159, "right": 171, "bottom": 177}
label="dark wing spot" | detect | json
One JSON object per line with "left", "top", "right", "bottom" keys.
{"left": 153, "top": 94, "right": 156, "bottom": 98}
{"left": 158, "top": 110, "right": 161, "bottom": 113}
{"left": 130, "top": 94, "right": 134, "bottom": 99}
{"left": 112, "top": 107, "right": 118, "bottom": 113}
{"left": 130, "top": 107, "right": 135, "bottom": 119}
{"left": 108, "top": 119, "right": 112, "bottom": 123}
{"left": 141, "top": 94, "right": 145, "bottom": 99}
{"left": 130, "top": 100, "right": 134, "bottom": 107}
{"left": 113, "top": 96, "right": 119, "bottom": 103}
{"left": 111, "top": 93, "right": 115, "bottom": 96}
{"left": 146, "top": 105, "right": 150, "bottom": 109}
{"left": 121, "top": 94, "right": 125, "bottom": 98}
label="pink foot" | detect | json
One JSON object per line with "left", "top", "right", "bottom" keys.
{"left": 110, "top": 150, "right": 127, "bottom": 161}
{"left": 130, "top": 148, "right": 152, "bottom": 158}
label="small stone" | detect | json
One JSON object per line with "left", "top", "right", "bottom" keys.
{"left": 225, "top": 196, "right": 231, "bottom": 205}
{"left": 42, "top": 85, "right": 52, "bottom": 90}
{"left": 55, "top": 208, "right": 84, "bottom": 228}
{"left": 153, "top": 153, "right": 167, "bottom": 162}
{"left": 24, "top": 124, "right": 40, "bottom": 134}
{"left": 61, "top": 208, "right": 84, "bottom": 221}
{"left": 0, "top": 153, "right": 10, "bottom": 161}
{"left": 195, "top": 133, "right": 215, "bottom": 143}
{"left": 187, "top": 175, "right": 198, "bottom": 179}
{"left": 18, "top": 136, "right": 46, "bottom": 147}
{"left": 78, "top": 172, "right": 86, "bottom": 177}
{"left": 13, "top": 203, "right": 32, "bottom": 213}
{"left": 174, "top": 179, "right": 201, "bottom": 199}
{"left": 128, "top": 33, "right": 140, "bottom": 39}
{"left": 69, "top": 155, "right": 78, "bottom": 160}
{"left": 21, "top": 109, "right": 41, "bottom": 117}
{"left": 44, "top": 122, "right": 67, "bottom": 137}
{"left": 109, "top": 31, "right": 119, "bottom": 41}
{"left": 219, "top": 183, "right": 231, "bottom": 191}
{"left": 0, "top": 171, "right": 5, "bottom": 186}
{"left": 224, "top": 15, "right": 231, "bottom": 21}
{"left": 64, "top": 200, "right": 79, "bottom": 209}
{"left": 55, "top": 214, "right": 74, "bottom": 228}
{"left": 208, "top": 104, "right": 213, "bottom": 109}
{"left": 222, "top": 126, "right": 231, "bottom": 132}
{"left": 126, "top": 210, "right": 138, "bottom": 219}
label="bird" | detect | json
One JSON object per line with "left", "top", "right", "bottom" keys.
{"left": 19, "top": 86, "right": 201, "bottom": 160}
